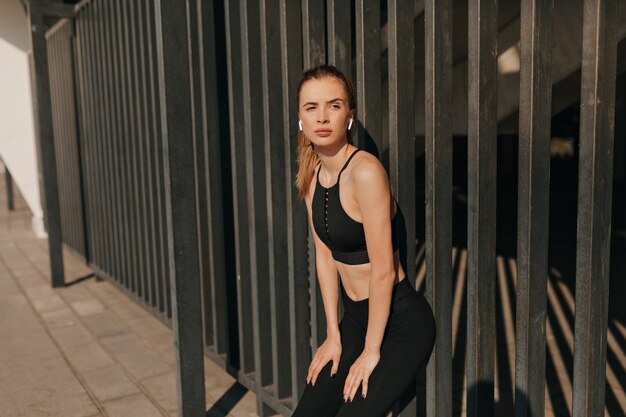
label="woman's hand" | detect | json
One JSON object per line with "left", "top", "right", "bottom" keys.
{"left": 343, "top": 349, "right": 380, "bottom": 401}
{"left": 306, "top": 336, "right": 342, "bottom": 386}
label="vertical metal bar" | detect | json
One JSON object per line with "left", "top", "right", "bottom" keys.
{"left": 573, "top": 1, "right": 619, "bottom": 416}
{"left": 27, "top": 5, "right": 65, "bottom": 288}
{"left": 388, "top": 2, "right": 418, "bottom": 414}
{"left": 326, "top": 0, "right": 351, "bottom": 74}
{"left": 5, "top": 165, "right": 14, "bottom": 211}
{"left": 92, "top": 0, "right": 114, "bottom": 276}
{"left": 224, "top": 0, "right": 255, "bottom": 375}
{"left": 201, "top": 0, "right": 230, "bottom": 358}
{"left": 300, "top": 0, "right": 327, "bottom": 352}
{"left": 154, "top": 0, "right": 206, "bottom": 414}
{"left": 144, "top": 0, "right": 170, "bottom": 316}
{"left": 239, "top": 3, "right": 274, "bottom": 413}
{"left": 74, "top": 11, "right": 94, "bottom": 263}
{"left": 121, "top": 0, "right": 141, "bottom": 294}
{"left": 129, "top": 0, "right": 150, "bottom": 299}
{"left": 515, "top": 1, "right": 553, "bottom": 416}
{"left": 70, "top": 16, "right": 91, "bottom": 261}
{"left": 355, "top": 0, "right": 381, "bottom": 155}
{"left": 466, "top": 0, "right": 498, "bottom": 416}
{"left": 424, "top": 0, "right": 453, "bottom": 416}
{"left": 97, "top": 0, "right": 120, "bottom": 281}
{"left": 261, "top": 0, "right": 292, "bottom": 400}
{"left": 187, "top": 0, "right": 211, "bottom": 346}
{"left": 301, "top": 0, "right": 325, "bottom": 68}
{"left": 279, "top": 0, "right": 309, "bottom": 403}
{"left": 388, "top": 0, "right": 417, "bottom": 297}
{"left": 105, "top": 0, "right": 128, "bottom": 285}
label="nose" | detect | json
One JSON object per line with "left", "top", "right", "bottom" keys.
{"left": 317, "top": 108, "right": 329, "bottom": 124}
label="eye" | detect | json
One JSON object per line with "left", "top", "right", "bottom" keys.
{"left": 330, "top": 103, "right": 341, "bottom": 109}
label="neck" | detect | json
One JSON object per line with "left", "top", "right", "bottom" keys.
{"left": 315, "top": 140, "right": 353, "bottom": 180}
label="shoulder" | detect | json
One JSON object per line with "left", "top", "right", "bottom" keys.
{"left": 349, "top": 151, "right": 389, "bottom": 188}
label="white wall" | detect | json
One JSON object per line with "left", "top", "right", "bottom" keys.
{"left": 0, "top": 0, "right": 45, "bottom": 237}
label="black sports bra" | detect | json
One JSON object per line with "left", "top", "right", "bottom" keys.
{"left": 312, "top": 149, "right": 398, "bottom": 265}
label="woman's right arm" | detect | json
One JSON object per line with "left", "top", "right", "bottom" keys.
{"left": 304, "top": 187, "right": 342, "bottom": 385}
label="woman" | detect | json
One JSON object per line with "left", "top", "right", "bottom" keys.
{"left": 292, "top": 64, "right": 435, "bottom": 417}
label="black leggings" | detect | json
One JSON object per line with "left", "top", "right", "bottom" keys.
{"left": 292, "top": 278, "right": 436, "bottom": 417}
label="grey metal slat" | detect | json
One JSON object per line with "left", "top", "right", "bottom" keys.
{"left": 186, "top": 0, "right": 212, "bottom": 347}
{"left": 105, "top": 0, "right": 130, "bottom": 287}
{"left": 301, "top": 0, "right": 325, "bottom": 68}
{"left": 260, "top": 0, "right": 292, "bottom": 400}
{"left": 278, "top": 0, "right": 309, "bottom": 404}
{"left": 239, "top": 2, "right": 274, "bottom": 414}
{"left": 355, "top": 0, "right": 382, "bottom": 155}
{"left": 466, "top": 1, "right": 498, "bottom": 416}
{"left": 224, "top": 0, "right": 255, "bottom": 375}
{"left": 572, "top": 1, "right": 619, "bottom": 416}
{"left": 153, "top": 0, "right": 207, "bottom": 414}
{"left": 92, "top": 0, "right": 114, "bottom": 276}
{"left": 135, "top": 0, "right": 158, "bottom": 309}
{"left": 121, "top": 0, "right": 141, "bottom": 294}
{"left": 128, "top": 0, "right": 150, "bottom": 299}
{"left": 98, "top": 0, "right": 121, "bottom": 282}
{"left": 424, "top": 1, "right": 453, "bottom": 416}
{"left": 387, "top": 1, "right": 418, "bottom": 413}
{"left": 515, "top": 1, "right": 554, "bottom": 416}
{"left": 326, "top": 0, "right": 352, "bottom": 74}
{"left": 201, "top": 0, "right": 230, "bottom": 358}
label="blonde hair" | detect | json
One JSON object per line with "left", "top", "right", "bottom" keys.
{"left": 295, "top": 65, "right": 356, "bottom": 201}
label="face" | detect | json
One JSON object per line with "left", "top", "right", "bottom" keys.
{"left": 298, "top": 77, "right": 353, "bottom": 149}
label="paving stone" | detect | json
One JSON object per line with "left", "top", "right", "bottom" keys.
{"left": 204, "top": 358, "right": 236, "bottom": 389}
{"left": 11, "top": 266, "right": 39, "bottom": 278}
{"left": 59, "top": 285, "right": 96, "bottom": 303}
{"left": 103, "top": 393, "right": 165, "bottom": 417}
{"left": 15, "top": 274, "right": 45, "bottom": 288}
{"left": 100, "top": 332, "right": 149, "bottom": 355}
{"left": 24, "top": 285, "right": 67, "bottom": 313}
{"left": 71, "top": 298, "right": 106, "bottom": 317}
{"left": 145, "top": 333, "right": 175, "bottom": 365}
{"left": 116, "top": 348, "right": 172, "bottom": 380}
{"left": 64, "top": 342, "right": 115, "bottom": 372}
{"left": 49, "top": 323, "right": 94, "bottom": 348}
{"left": 110, "top": 300, "right": 150, "bottom": 321}
{"left": 142, "top": 371, "right": 178, "bottom": 415}
{"left": 0, "top": 357, "right": 99, "bottom": 417}
{"left": 82, "top": 311, "right": 128, "bottom": 338}
{"left": 127, "top": 316, "right": 171, "bottom": 339}
{"left": 41, "top": 308, "right": 79, "bottom": 328}
{"left": 81, "top": 365, "right": 141, "bottom": 402}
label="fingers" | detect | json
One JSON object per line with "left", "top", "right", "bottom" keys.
{"left": 330, "top": 356, "right": 339, "bottom": 377}
{"left": 343, "top": 367, "right": 365, "bottom": 402}
{"left": 307, "top": 355, "right": 331, "bottom": 386}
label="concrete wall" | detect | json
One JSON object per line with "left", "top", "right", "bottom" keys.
{"left": 0, "top": 0, "right": 45, "bottom": 237}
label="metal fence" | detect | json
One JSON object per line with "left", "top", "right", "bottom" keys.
{"left": 37, "top": 0, "right": 621, "bottom": 416}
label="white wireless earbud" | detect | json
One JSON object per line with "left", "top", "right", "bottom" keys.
{"left": 298, "top": 120, "right": 303, "bottom": 131}
{"left": 348, "top": 118, "right": 353, "bottom": 130}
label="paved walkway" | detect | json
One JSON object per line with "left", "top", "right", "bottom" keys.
{"left": 0, "top": 179, "right": 258, "bottom": 417}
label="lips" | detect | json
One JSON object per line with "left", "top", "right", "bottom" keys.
{"left": 315, "top": 129, "right": 333, "bottom": 137}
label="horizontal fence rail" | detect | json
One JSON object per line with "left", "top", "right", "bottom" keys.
{"left": 40, "top": 0, "right": 624, "bottom": 416}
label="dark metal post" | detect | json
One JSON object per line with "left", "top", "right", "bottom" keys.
{"left": 355, "top": 0, "right": 381, "bottom": 155}
{"left": 27, "top": 4, "right": 65, "bottom": 288}
{"left": 154, "top": 0, "right": 206, "bottom": 415}
{"left": 326, "top": 0, "right": 351, "bottom": 74}
{"left": 515, "top": 1, "right": 553, "bottom": 416}
{"left": 466, "top": 0, "right": 498, "bottom": 416}
{"left": 387, "top": 1, "right": 418, "bottom": 415}
{"left": 424, "top": 0, "right": 453, "bottom": 416}
{"left": 5, "top": 165, "right": 14, "bottom": 211}
{"left": 573, "top": 0, "right": 619, "bottom": 416}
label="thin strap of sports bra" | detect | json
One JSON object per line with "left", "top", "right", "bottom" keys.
{"left": 316, "top": 148, "right": 361, "bottom": 185}
{"left": 337, "top": 149, "right": 361, "bottom": 180}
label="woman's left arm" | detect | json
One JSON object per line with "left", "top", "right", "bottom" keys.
{"left": 342, "top": 157, "right": 397, "bottom": 402}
